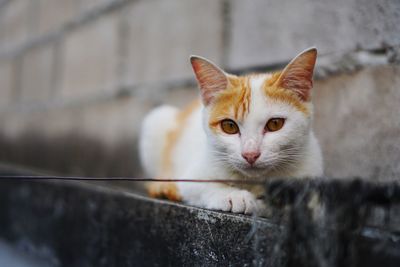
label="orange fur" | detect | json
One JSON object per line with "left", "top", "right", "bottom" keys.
{"left": 263, "top": 81, "right": 310, "bottom": 115}
{"left": 208, "top": 73, "right": 309, "bottom": 131}
{"left": 208, "top": 75, "right": 252, "bottom": 131}
{"left": 148, "top": 182, "right": 182, "bottom": 201}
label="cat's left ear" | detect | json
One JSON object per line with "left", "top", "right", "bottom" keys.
{"left": 274, "top": 47, "right": 317, "bottom": 101}
{"left": 190, "top": 56, "right": 228, "bottom": 106}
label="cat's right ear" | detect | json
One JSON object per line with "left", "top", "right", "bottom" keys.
{"left": 190, "top": 56, "right": 228, "bottom": 106}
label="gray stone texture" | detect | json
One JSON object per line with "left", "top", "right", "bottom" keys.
{"left": 228, "top": 0, "right": 400, "bottom": 69}
{"left": 0, "top": 239, "right": 54, "bottom": 267}
{"left": 20, "top": 43, "right": 56, "bottom": 103}
{"left": 0, "top": 0, "right": 33, "bottom": 51}
{"left": 0, "top": 95, "right": 155, "bottom": 176}
{"left": 60, "top": 14, "right": 119, "bottom": 99}
{"left": 0, "top": 96, "right": 153, "bottom": 145}
{"left": 79, "top": 0, "right": 120, "bottom": 12}
{"left": 0, "top": 59, "right": 15, "bottom": 107}
{"left": 0, "top": 180, "right": 286, "bottom": 266}
{"left": 0, "top": 178, "right": 399, "bottom": 267}
{"left": 122, "top": 0, "right": 224, "bottom": 86}
{"left": 73, "top": 96, "right": 153, "bottom": 145}
{"left": 36, "top": 0, "right": 81, "bottom": 36}
{"left": 313, "top": 65, "right": 400, "bottom": 181}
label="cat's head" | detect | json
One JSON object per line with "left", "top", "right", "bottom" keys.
{"left": 190, "top": 48, "right": 317, "bottom": 177}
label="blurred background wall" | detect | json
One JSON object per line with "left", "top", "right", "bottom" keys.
{"left": 0, "top": 0, "right": 399, "bottom": 180}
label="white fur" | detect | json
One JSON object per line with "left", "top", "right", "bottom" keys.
{"left": 139, "top": 105, "right": 178, "bottom": 178}
{"left": 139, "top": 75, "right": 323, "bottom": 215}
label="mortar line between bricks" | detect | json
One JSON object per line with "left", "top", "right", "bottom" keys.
{"left": 0, "top": 78, "right": 198, "bottom": 113}
{"left": 0, "top": 0, "right": 137, "bottom": 61}
{"left": 221, "top": 0, "right": 231, "bottom": 68}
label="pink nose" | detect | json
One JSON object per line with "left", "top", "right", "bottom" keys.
{"left": 241, "top": 151, "right": 261, "bottom": 165}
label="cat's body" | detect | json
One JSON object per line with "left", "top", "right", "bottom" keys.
{"left": 140, "top": 48, "right": 323, "bottom": 214}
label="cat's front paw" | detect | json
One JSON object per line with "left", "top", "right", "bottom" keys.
{"left": 206, "top": 189, "right": 260, "bottom": 215}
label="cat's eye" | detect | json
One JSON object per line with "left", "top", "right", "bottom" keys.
{"left": 265, "top": 118, "right": 285, "bottom": 132}
{"left": 220, "top": 119, "right": 239, "bottom": 134}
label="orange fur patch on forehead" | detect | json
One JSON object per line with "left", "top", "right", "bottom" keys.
{"left": 208, "top": 75, "right": 252, "bottom": 130}
{"left": 263, "top": 73, "right": 309, "bottom": 115}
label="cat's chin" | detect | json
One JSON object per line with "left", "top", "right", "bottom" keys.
{"left": 233, "top": 164, "right": 272, "bottom": 178}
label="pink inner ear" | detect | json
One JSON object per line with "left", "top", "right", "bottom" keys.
{"left": 191, "top": 58, "right": 227, "bottom": 105}
{"left": 276, "top": 49, "right": 317, "bottom": 101}
{"left": 280, "top": 66, "right": 313, "bottom": 101}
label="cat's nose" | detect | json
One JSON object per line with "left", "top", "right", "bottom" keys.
{"left": 242, "top": 151, "right": 261, "bottom": 165}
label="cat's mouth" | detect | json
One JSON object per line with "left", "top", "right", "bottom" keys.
{"left": 242, "top": 163, "right": 263, "bottom": 170}
{"left": 232, "top": 162, "right": 271, "bottom": 177}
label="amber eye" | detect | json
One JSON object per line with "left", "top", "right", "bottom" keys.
{"left": 265, "top": 118, "right": 285, "bottom": 132}
{"left": 220, "top": 119, "right": 239, "bottom": 134}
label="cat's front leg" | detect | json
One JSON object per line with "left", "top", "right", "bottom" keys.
{"left": 178, "top": 182, "right": 263, "bottom": 215}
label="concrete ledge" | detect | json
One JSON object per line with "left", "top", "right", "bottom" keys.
{"left": 0, "top": 177, "right": 399, "bottom": 266}
{"left": 0, "top": 239, "right": 54, "bottom": 267}
{"left": 266, "top": 178, "right": 400, "bottom": 267}
{"left": 0, "top": 180, "right": 283, "bottom": 266}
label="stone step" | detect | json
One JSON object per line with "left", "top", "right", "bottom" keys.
{"left": 0, "top": 177, "right": 399, "bottom": 267}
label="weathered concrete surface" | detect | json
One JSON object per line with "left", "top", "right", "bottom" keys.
{"left": 0, "top": 132, "right": 141, "bottom": 177}
{"left": 60, "top": 13, "right": 119, "bottom": 99}
{"left": 0, "top": 58, "right": 15, "bottom": 106}
{"left": 228, "top": 0, "right": 400, "bottom": 69}
{"left": 266, "top": 178, "right": 400, "bottom": 267}
{"left": 0, "top": 239, "right": 55, "bottom": 267}
{"left": 122, "top": 0, "right": 224, "bottom": 86}
{"left": 0, "top": 95, "right": 150, "bottom": 176}
{"left": 0, "top": 95, "right": 153, "bottom": 177}
{"left": 0, "top": 87, "right": 196, "bottom": 177}
{"left": 0, "top": 177, "right": 399, "bottom": 267}
{"left": 0, "top": 0, "right": 33, "bottom": 50}
{"left": 313, "top": 65, "right": 400, "bottom": 181}
{"left": 20, "top": 43, "right": 56, "bottom": 103}
{"left": 0, "top": 95, "right": 152, "bottom": 145}
{"left": 0, "top": 180, "right": 284, "bottom": 267}
{"left": 36, "top": 0, "right": 81, "bottom": 36}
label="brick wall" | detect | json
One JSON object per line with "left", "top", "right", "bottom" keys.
{"left": 0, "top": 0, "right": 399, "bottom": 180}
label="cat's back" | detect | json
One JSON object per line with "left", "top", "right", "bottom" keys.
{"left": 139, "top": 100, "right": 204, "bottom": 178}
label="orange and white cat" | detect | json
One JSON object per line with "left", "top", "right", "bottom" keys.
{"left": 139, "top": 48, "right": 323, "bottom": 214}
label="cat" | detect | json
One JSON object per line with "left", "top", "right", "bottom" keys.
{"left": 139, "top": 48, "right": 323, "bottom": 214}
